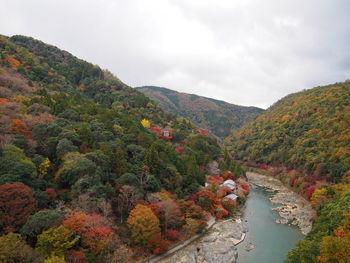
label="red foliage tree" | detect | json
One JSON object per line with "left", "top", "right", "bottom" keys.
{"left": 45, "top": 188, "right": 57, "bottom": 201}
{"left": 306, "top": 185, "right": 317, "bottom": 200}
{"left": 165, "top": 229, "right": 180, "bottom": 241}
{"left": 149, "top": 126, "right": 161, "bottom": 133}
{"left": 179, "top": 201, "right": 207, "bottom": 220}
{"left": 237, "top": 179, "right": 250, "bottom": 196}
{"left": 215, "top": 205, "right": 229, "bottom": 219}
{"left": 148, "top": 233, "right": 170, "bottom": 254}
{"left": 63, "top": 211, "right": 113, "bottom": 254}
{"left": 0, "top": 182, "right": 37, "bottom": 231}
{"left": 148, "top": 203, "right": 161, "bottom": 219}
{"left": 66, "top": 250, "right": 87, "bottom": 263}
{"left": 218, "top": 186, "right": 232, "bottom": 198}
{"left": 207, "top": 175, "right": 224, "bottom": 185}
{"left": 175, "top": 147, "right": 185, "bottom": 155}
{"left": 195, "top": 129, "right": 208, "bottom": 136}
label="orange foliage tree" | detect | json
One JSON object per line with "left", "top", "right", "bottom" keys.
{"left": 11, "top": 119, "right": 31, "bottom": 138}
{"left": 195, "top": 189, "right": 219, "bottom": 213}
{"left": 221, "top": 198, "right": 237, "bottom": 213}
{"left": 214, "top": 205, "right": 229, "bottom": 219}
{"left": 5, "top": 56, "right": 20, "bottom": 68}
{"left": 127, "top": 204, "right": 160, "bottom": 247}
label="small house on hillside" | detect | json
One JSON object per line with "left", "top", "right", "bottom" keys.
{"left": 149, "top": 126, "right": 173, "bottom": 140}
{"left": 162, "top": 126, "right": 172, "bottom": 137}
{"left": 159, "top": 126, "right": 173, "bottom": 140}
{"left": 220, "top": 179, "right": 237, "bottom": 190}
{"left": 223, "top": 193, "right": 238, "bottom": 201}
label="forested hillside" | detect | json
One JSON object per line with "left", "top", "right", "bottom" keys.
{"left": 0, "top": 35, "right": 249, "bottom": 262}
{"left": 229, "top": 82, "right": 350, "bottom": 182}
{"left": 136, "top": 86, "right": 263, "bottom": 139}
{"left": 286, "top": 183, "right": 350, "bottom": 262}
{"left": 227, "top": 82, "right": 350, "bottom": 262}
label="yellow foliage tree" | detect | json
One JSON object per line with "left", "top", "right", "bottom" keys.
{"left": 113, "top": 124, "right": 123, "bottom": 134}
{"left": 44, "top": 255, "right": 66, "bottom": 263}
{"left": 0, "top": 233, "right": 38, "bottom": 262}
{"left": 36, "top": 226, "right": 78, "bottom": 258}
{"left": 39, "top": 158, "right": 51, "bottom": 177}
{"left": 141, "top": 119, "right": 151, "bottom": 128}
{"left": 127, "top": 204, "right": 160, "bottom": 247}
{"left": 11, "top": 95, "right": 31, "bottom": 103}
{"left": 319, "top": 235, "right": 350, "bottom": 263}
{"left": 310, "top": 188, "right": 328, "bottom": 208}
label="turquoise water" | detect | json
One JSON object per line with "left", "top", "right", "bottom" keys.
{"left": 236, "top": 185, "right": 303, "bottom": 263}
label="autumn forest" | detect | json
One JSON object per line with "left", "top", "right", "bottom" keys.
{"left": 0, "top": 34, "right": 350, "bottom": 263}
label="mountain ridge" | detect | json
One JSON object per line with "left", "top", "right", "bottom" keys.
{"left": 228, "top": 80, "right": 350, "bottom": 182}
{"left": 136, "top": 85, "right": 264, "bottom": 139}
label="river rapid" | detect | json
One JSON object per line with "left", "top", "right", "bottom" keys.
{"left": 156, "top": 172, "right": 315, "bottom": 263}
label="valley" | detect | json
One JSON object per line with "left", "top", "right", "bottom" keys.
{"left": 0, "top": 34, "right": 349, "bottom": 263}
{"left": 154, "top": 171, "right": 313, "bottom": 263}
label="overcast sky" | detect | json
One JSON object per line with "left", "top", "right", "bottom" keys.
{"left": 1, "top": 0, "right": 349, "bottom": 108}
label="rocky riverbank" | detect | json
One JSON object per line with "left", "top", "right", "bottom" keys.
{"left": 151, "top": 171, "right": 312, "bottom": 263}
{"left": 246, "top": 172, "right": 315, "bottom": 235}
{"left": 157, "top": 218, "right": 246, "bottom": 263}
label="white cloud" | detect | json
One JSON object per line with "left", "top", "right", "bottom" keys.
{"left": 1, "top": 0, "right": 349, "bottom": 108}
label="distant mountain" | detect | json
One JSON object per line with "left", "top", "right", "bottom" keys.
{"left": 136, "top": 86, "right": 264, "bottom": 139}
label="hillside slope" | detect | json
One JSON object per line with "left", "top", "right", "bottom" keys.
{"left": 229, "top": 82, "right": 350, "bottom": 182}
{"left": 0, "top": 34, "right": 225, "bottom": 195}
{"left": 136, "top": 86, "right": 263, "bottom": 139}
{"left": 227, "top": 82, "right": 350, "bottom": 262}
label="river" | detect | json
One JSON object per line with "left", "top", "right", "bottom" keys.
{"left": 236, "top": 184, "right": 303, "bottom": 263}
{"left": 156, "top": 172, "right": 313, "bottom": 263}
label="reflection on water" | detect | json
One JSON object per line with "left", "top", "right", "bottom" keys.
{"left": 236, "top": 185, "right": 303, "bottom": 263}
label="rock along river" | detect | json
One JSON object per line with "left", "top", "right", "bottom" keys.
{"left": 156, "top": 172, "right": 314, "bottom": 263}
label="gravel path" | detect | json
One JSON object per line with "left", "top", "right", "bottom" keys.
{"left": 155, "top": 218, "right": 245, "bottom": 263}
